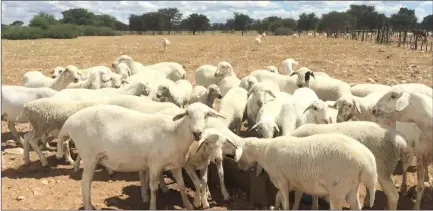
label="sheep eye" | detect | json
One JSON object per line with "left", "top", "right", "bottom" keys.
{"left": 391, "top": 94, "right": 396, "bottom": 99}
{"left": 348, "top": 105, "right": 352, "bottom": 107}
{"left": 313, "top": 107, "right": 317, "bottom": 111}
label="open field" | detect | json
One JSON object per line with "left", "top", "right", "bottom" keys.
{"left": 1, "top": 35, "right": 432, "bottom": 210}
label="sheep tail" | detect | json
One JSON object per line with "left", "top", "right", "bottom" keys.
{"left": 15, "top": 108, "right": 27, "bottom": 122}
{"left": 361, "top": 165, "right": 377, "bottom": 208}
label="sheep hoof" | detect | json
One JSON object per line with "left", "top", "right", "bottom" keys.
{"left": 202, "top": 201, "right": 210, "bottom": 209}
{"left": 66, "top": 159, "right": 75, "bottom": 165}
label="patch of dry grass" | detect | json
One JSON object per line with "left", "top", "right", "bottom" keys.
{"left": 2, "top": 35, "right": 432, "bottom": 86}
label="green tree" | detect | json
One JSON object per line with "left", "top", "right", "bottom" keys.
{"left": 390, "top": 7, "right": 417, "bottom": 30}
{"left": 185, "top": 13, "right": 210, "bottom": 35}
{"left": 29, "top": 12, "right": 58, "bottom": 30}
{"left": 61, "top": 8, "right": 96, "bottom": 25}
{"left": 420, "top": 14, "right": 433, "bottom": 30}
{"left": 10, "top": 20, "right": 24, "bottom": 26}
{"left": 95, "top": 14, "right": 117, "bottom": 28}
{"left": 158, "top": 8, "right": 182, "bottom": 34}
{"left": 128, "top": 14, "right": 144, "bottom": 33}
{"left": 233, "top": 12, "right": 253, "bottom": 35}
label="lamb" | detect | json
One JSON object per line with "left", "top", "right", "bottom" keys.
{"left": 194, "top": 64, "right": 218, "bottom": 87}
{"left": 249, "top": 69, "right": 298, "bottom": 93}
{"left": 100, "top": 72, "right": 127, "bottom": 88}
{"left": 51, "top": 66, "right": 65, "bottom": 79}
{"left": 238, "top": 75, "right": 258, "bottom": 92}
{"left": 291, "top": 67, "right": 351, "bottom": 101}
{"left": 255, "top": 35, "right": 262, "bottom": 45}
{"left": 76, "top": 65, "right": 112, "bottom": 82}
{"left": 1, "top": 85, "right": 57, "bottom": 145}
{"left": 112, "top": 62, "right": 131, "bottom": 79}
{"left": 266, "top": 66, "right": 279, "bottom": 74}
{"left": 52, "top": 81, "right": 152, "bottom": 101}
{"left": 245, "top": 83, "right": 277, "bottom": 129}
{"left": 112, "top": 55, "right": 147, "bottom": 75}
{"left": 372, "top": 87, "right": 433, "bottom": 210}
{"left": 22, "top": 66, "right": 81, "bottom": 90}
{"left": 57, "top": 102, "right": 226, "bottom": 210}
{"left": 217, "top": 87, "right": 248, "bottom": 134}
{"left": 66, "top": 68, "right": 111, "bottom": 89}
{"left": 233, "top": 133, "right": 377, "bottom": 210}
{"left": 160, "top": 38, "right": 170, "bottom": 52}
{"left": 189, "top": 84, "right": 222, "bottom": 108}
{"left": 214, "top": 61, "right": 241, "bottom": 96}
{"left": 156, "top": 79, "right": 193, "bottom": 108}
{"left": 183, "top": 128, "right": 237, "bottom": 208}
{"left": 290, "top": 121, "right": 412, "bottom": 210}
{"left": 350, "top": 83, "right": 391, "bottom": 97}
{"left": 281, "top": 58, "right": 299, "bottom": 75}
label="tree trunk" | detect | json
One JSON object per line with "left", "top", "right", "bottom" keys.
{"left": 414, "top": 36, "right": 418, "bottom": 50}
{"left": 398, "top": 30, "right": 402, "bottom": 47}
{"left": 385, "top": 27, "right": 390, "bottom": 44}
{"left": 403, "top": 29, "right": 408, "bottom": 47}
{"left": 361, "top": 30, "right": 365, "bottom": 41}
{"left": 242, "top": 30, "right": 244, "bottom": 35}
{"left": 192, "top": 29, "right": 196, "bottom": 35}
{"left": 376, "top": 29, "right": 381, "bottom": 43}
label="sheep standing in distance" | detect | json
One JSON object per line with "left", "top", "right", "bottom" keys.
{"left": 266, "top": 66, "right": 279, "bottom": 74}
{"left": 57, "top": 103, "right": 226, "bottom": 210}
{"left": 1, "top": 85, "right": 57, "bottom": 145}
{"left": 156, "top": 79, "right": 193, "bottom": 108}
{"left": 291, "top": 67, "right": 351, "bottom": 101}
{"left": 184, "top": 128, "right": 237, "bottom": 208}
{"left": 350, "top": 83, "right": 391, "bottom": 97}
{"left": 189, "top": 84, "right": 222, "bottom": 108}
{"left": 217, "top": 87, "right": 248, "bottom": 134}
{"left": 292, "top": 33, "right": 298, "bottom": 40}
{"left": 233, "top": 133, "right": 377, "bottom": 210}
{"left": 254, "top": 35, "right": 262, "bottom": 45}
{"left": 281, "top": 58, "right": 299, "bottom": 75}
{"left": 22, "top": 66, "right": 81, "bottom": 90}
{"left": 194, "top": 64, "right": 219, "bottom": 87}
{"left": 214, "top": 61, "right": 241, "bottom": 96}
{"left": 372, "top": 87, "right": 433, "bottom": 210}
{"left": 160, "top": 38, "right": 170, "bottom": 52}
{"left": 290, "top": 121, "right": 413, "bottom": 210}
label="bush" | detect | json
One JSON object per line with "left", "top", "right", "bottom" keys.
{"left": 45, "top": 24, "right": 80, "bottom": 39}
{"left": 274, "top": 27, "right": 295, "bottom": 36}
{"left": 1, "top": 26, "right": 45, "bottom": 40}
{"left": 77, "top": 25, "right": 116, "bottom": 36}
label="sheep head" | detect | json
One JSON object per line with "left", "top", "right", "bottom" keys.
{"left": 172, "top": 102, "right": 226, "bottom": 141}
{"left": 334, "top": 95, "right": 361, "bottom": 123}
{"left": 214, "top": 61, "right": 233, "bottom": 78}
{"left": 249, "top": 119, "right": 280, "bottom": 138}
{"left": 207, "top": 84, "right": 223, "bottom": 99}
{"left": 372, "top": 87, "right": 411, "bottom": 121}
{"left": 303, "top": 99, "right": 332, "bottom": 124}
{"left": 248, "top": 83, "right": 276, "bottom": 106}
{"left": 63, "top": 65, "right": 82, "bottom": 83}
{"left": 290, "top": 67, "right": 315, "bottom": 88}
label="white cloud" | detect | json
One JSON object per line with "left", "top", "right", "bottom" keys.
{"left": 1, "top": 1, "right": 431, "bottom": 25}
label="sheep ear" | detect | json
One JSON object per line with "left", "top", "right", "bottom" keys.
{"left": 233, "top": 147, "right": 243, "bottom": 162}
{"left": 196, "top": 139, "right": 206, "bottom": 153}
{"left": 225, "top": 138, "right": 237, "bottom": 149}
{"left": 266, "top": 90, "right": 276, "bottom": 98}
{"left": 353, "top": 99, "right": 361, "bottom": 114}
{"left": 396, "top": 92, "right": 410, "bottom": 111}
{"left": 310, "top": 72, "right": 315, "bottom": 79}
{"left": 290, "top": 72, "right": 297, "bottom": 77}
{"left": 328, "top": 116, "right": 333, "bottom": 124}
{"left": 303, "top": 104, "right": 314, "bottom": 114}
{"left": 172, "top": 111, "right": 187, "bottom": 121}
{"left": 293, "top": 61, "right": 299, "bottom": 65}
{"left": 208, "top": 109, "right": 226, "bottom": 119}
{"left": 249, "top": 122, "right": 259, "bottom": 132}
{"left": 255, "top": 165, "right": 264, "bottom": 176}
{"left": 328, "top": 103, "right": 337, "bottom": 109}
{"left": 273, "top": 123, "right": 280, "bottom": 133}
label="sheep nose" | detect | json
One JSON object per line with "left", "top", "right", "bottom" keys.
{"left": 372, "top": 108, "right": 377, "bottom": 115}
{"left": 324, "top": 119, "right": 329, "bottom": 124}
{"left": 193, "top": 132, "right": 202, "bottom": 141}
{"left": 52, "top": 76, "right": 56, "bottom": 79}
{"left": 297, "top": 84, "right": 303, "bottom": 88}
{"left": 218, "top": 94, "right": 223, "bottom": 99}
{"left": 214, "top": 73, "right": 218, "bottom": 77}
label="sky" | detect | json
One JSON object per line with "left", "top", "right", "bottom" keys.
{"left": 2, "top": 1, "right": 432, "bottom": 25}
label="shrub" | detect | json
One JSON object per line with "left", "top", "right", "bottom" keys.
{"left": 1, "top": 26, "right": 45, "bottom": 40}
{"left": 45, "top": 24, "right": 80, "bottom": 39}
{"left": 274, "top": 27, "right": 295, "bottom": 36}
{"left": 77, "top": 25, "right": 116, "bottom": 36}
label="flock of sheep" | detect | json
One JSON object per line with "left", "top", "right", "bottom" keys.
{"left": 1, "top": 54, "right": 432, "bottom": 210}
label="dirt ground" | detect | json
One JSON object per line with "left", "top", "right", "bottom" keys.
{"left": 1, "top": 35, "right": 432, "bottom": 210}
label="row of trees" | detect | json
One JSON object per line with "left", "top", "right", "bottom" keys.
{"left": 2, "top": 5, "right": 432, "bottom": 40}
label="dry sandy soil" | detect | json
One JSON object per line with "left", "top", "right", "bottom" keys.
{"left": 1, "top": 35, "right": 432, "bottom": 210}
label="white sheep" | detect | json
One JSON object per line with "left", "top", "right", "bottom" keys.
{"left": 290, "top": 121, "right": 412, "bottom": 210}
{"left": 57, "top": 102, "right": 226, "bottom": 210}
{"left": 238, "top": 75, "right": 258, "bottom": 92}
{"left": 249, "top": 69, "right": 298, "bottom": 93}
{"left": 194, "top": 65, "right": 219, "bottom": 87}
{"left": 281, "top": 58, "right": 299, "bottom": 75}
{"left": 112, "top": 62, "right": 131, "bottom": 79}
{"left": 101, "top": 72, "right": 127, "bottom": 89}
{"left": 372, "top": 87, "right": 433, "bottom": 210}
{"left": 291, "top": 67, "right": 351, "bottom": 101}
{"left": 350, "top": 83, "right": 391, "bottom": 97}
{"left": 112, "top": 55, "right": 147, "bottom": 76}
{"left": 217, "top": 87, "right": 248, "bottom": 134}
{"left": 245, "top": 82, "right": 278, "bottom": 129}
{"left": 1, "top": 85, "right": 57, "bottom": 145}
{"left": 160, "top": 38, "right": 170, "bottom": 52}
{"left": 189, "top": 84, "right": 222, "bottom": 108}
{"left": 76, "top": 65, "right": 112, "bottom": 82}
{"left": 156, "top": 79, "right": 193, "bottom": 108}
{"left": 51, "top": 66, "right": 65, "bottom": 79}
{"left": 214, "top": 61, "right": 241, "bottom": 96}
{"left": 292, "top": 33, "right": 298, "bottom": 40}
{"left": 392, "top": 83, "right": 432, "bottom": 98}
{"left": 183, "top": 128, "right": 237, "bottom": 208}
{"left": 22, "top": 66, "right": 81, "bottom": 90}
{"left": 233, "top": 133, "right": 377, "bottom": 210}
{"left": 66, "top": 67, "right": 111, "bottom": 89}
{"left": 266, "top": 66, "right": 279, "bottom": 74}
{"left": 255, "top": 35, "right": 262, "bottom": 45}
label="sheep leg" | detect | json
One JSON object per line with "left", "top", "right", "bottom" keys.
{"left": 27, "top": 132, "right": 49, "bottom": 167}
{"left": 7, "top": 121, "right": 23, "bottom": 146}
{"left": 184, "top": 166, "right": 204, "bottom": 208}
{"left": 159, "top": 171, "right": 169, "bottom": 193}
{"left": 200, "top": 168, "right": 211, "bottom": 200}
{"left": 56, "top": 136, "right": 66, "bottom": 160}
{"left": 378, "top": 175, "right": 399, "bottom": 210}
{"left": 171, "top": 167, "right": 194, "bottom": 210}
{"left": 274, "top": 190, "right": 282, "bottom": 210}
{"left": 292, "top": 190, "right": 302, "bottom": 210}
{"left": 364, "top": 185, "right": 370, "bottom": 208}
{"left": 199, "top": 167, "right": 211, "bottom": 208}
{"left": 81, "top": 152, "right": 104, "bottom": 210}
{"left": 139, "top": 170, "right": 150, "bottom": 203}
{"left": 400, "top": 153, "right": 414, "bottom": 195}
{"left": 311, "top": 196, "right": 319, "bottom": 210}
{"left": 63, "top": 138, "right": 75, "bottom": 164}
{"left": 149, "top": 167, "right": 161, "bottom": 210}
{"left": 73, "top": 155, "right": 81, "bottom": 172}
{"left": 279, "top": 187, "right": 290, "bottom": 210}
{"left": 345, "top": 186, "right": 361, "bottom": 210}
{"left": 23, "top": 130, "right": 35, "bottom": 165}
{"left": 328, "top": 194, "right": 344, "bottom": 210}
{"left": 215, "top": 159, "right": 230, "bottom": 201}
{"left": 413, "top": 156, "right": 427, "bottom": 210}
